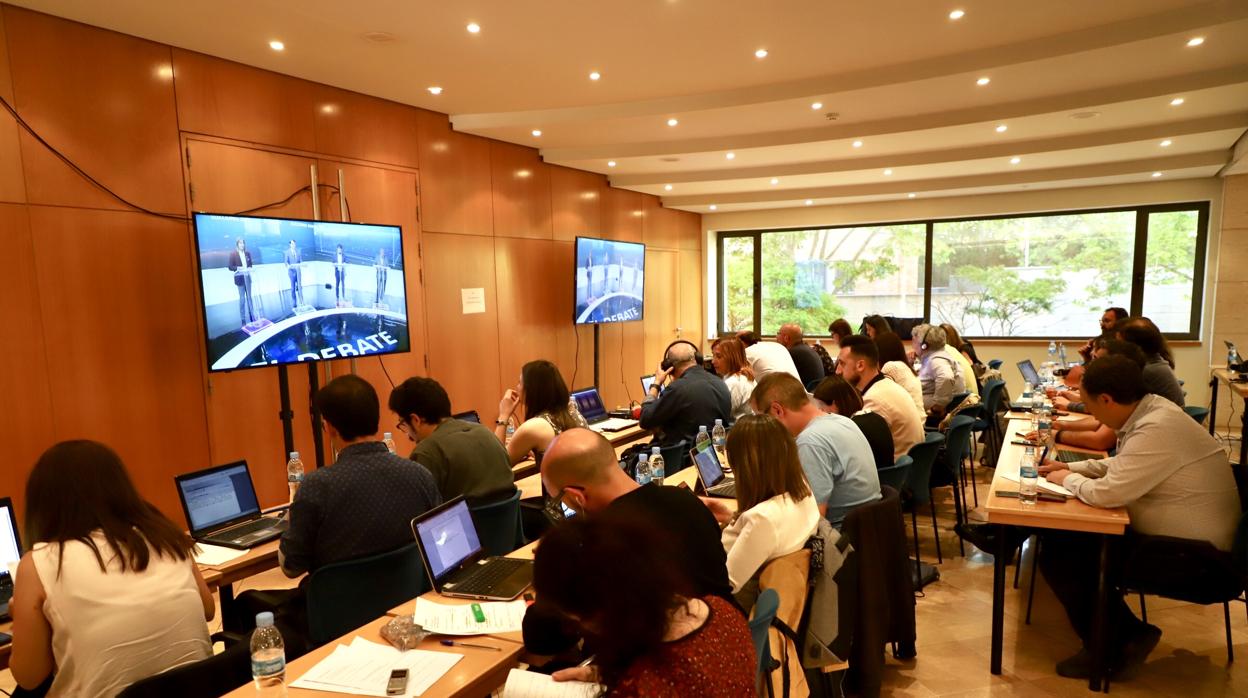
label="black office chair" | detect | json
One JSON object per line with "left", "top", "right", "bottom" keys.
{"left": 117, "top": 640, "right": 252, "bottom": 698}
{"left": 304, "top": 542, "right": 428, "bottom": 646}
{"left": 469, "top": 488, "right": 524, "bottom": 557}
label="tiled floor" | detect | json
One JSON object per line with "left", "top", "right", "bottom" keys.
{"left": 3, "top": 462, "right": 1245, "bottom": 696}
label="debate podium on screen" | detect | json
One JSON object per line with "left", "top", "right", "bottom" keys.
{"left": 194, "top": 213, "right": 411, "bottom": 372}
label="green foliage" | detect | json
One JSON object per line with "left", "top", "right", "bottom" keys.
{"left": 952, "top": 266, "right": 1066, "bottom": 335}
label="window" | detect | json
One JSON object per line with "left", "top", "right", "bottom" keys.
{"left": 717, "top": 202, "right": 1207, "bottom": 339}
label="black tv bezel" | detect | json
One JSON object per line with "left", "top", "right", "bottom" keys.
{"left": 573, "top": 235, "right": 646, "bottom": 325}
{"left": 190, "top": 211, "right": 412, "bottom": 373}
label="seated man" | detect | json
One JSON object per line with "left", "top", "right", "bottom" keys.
{"left": 776, "top": 323, "right": 825, "bottom": 387}
{"left": 1043, "top": 340, "right": 1144, "bottom": 452}
{"left": 835, "top": 335, "right": 924, "bottom": 458}
{"left": 737, "top": 330, "right": 801, "bottom": 380}
{"left": 1038, "top": 355, "right": 1239, "bottom": 679}
{"left": 389, "top": 376, "right": 515, "bottom": 505}
{"left": 1078, "top": 307, "right": 1128, "bottom": 363}
{"left": 641, "top": 341, "right": 731, "bottom": 449}
{"left": 524, "top": 427, "right": 735, "bottom": 656}
{"left": 751, "top": 373, "right": 880, "bottom": 526}
{"left": 910, "top": 324, "right": 967, "bottom": 419}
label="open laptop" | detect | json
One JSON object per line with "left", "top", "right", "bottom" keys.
{"left": 641, "top": 374, "right": 657, "bottom": 396}
{"left": 174, "top": 461, "right": 287, "bottom": 550}
{"left": 571, "top": 387, "right": 638, "bottom": 432}
{"left": 411, "top": 496, "right": 533, "bottom": 601}
{"left": 690, "top": 441, "right": 735, "bottom": 499}
{"left": 453, "top": 410, "right": 481, "bottom": 424}
{"left": 0, "top": 497, "right": 21, "bottom": 621}
{"left": 1017, "top": 359, "right": 1042, "bottom": 386}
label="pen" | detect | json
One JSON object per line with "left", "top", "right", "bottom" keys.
{"left": 577, "top": 655, "right": 597, "bottom": 668}
{"left": 440, "top": 640, "right": 501, "bottom": 651}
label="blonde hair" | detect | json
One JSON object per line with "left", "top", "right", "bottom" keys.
{"left": 725, "top": 414, "right": 811, "bottom": 512}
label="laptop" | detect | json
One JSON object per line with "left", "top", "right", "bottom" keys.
{"left": 411, "top": 496, "right": 533, "bottom": 601}
{"left": 453, "top": 410, "right": 481, "bottom": 424}
{"left": 0, "top": 497, "right": 20, "bottom": 621}
{"left": 641, "top": 374, "right": 657, "bottom": 396}
{"left": 1017, "top": 359, "right": 1042, "bottom": 386}
{"left": 1055, "top": 449, "right": 1107, "bottom": 464}
{"left": 174, "top": 461, "right": 288, "bottom": 550}
{"left": 690, "top": 441, "right": 735, "bottom": 499}
{"left": 571, "top": 387, "right": 638, "bottom": 432}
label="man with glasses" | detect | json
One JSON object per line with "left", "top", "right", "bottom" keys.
{"left": 388, "top": 376, "right": 514, "bottom": 505}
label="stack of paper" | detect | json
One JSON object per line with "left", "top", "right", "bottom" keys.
{"left": 412, "top": 598, "right": 526, "bottom": 636}
{"left": 501, "top": 669, "right": 601, "bottom": 698}
{"left": 192, "top": 543, "right": 248, "bottom": 566}
{"left": 290, "top": 637, "right": 462, "bottom": 696}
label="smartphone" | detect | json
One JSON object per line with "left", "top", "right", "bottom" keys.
{"left": 386, "top": 668, "right": 409, "bottom": 696}
{"left": 543, "top": 490, "right": 577, "bottom": 524}
{"left": 1011, "top": 439, "right": 1039, "bottom": 447}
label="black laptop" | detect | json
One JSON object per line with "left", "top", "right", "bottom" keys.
{"left": 411, "top": 496, "right": 533, "bottom": 601}
{"left": 174, "top": 461, "right": 287, "bottom": 550}
{"left": 570, "top": 387, "right": 638, "bottom": 432}
{"left": 0, "top": 496, "right": 21, "bottom": 622}
{"left": 690, "top": 441, "right": 735, "bottom": 499}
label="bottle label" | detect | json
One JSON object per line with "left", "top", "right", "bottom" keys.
{"left": 252, "top": 653, "right": 285, "bottom": 677}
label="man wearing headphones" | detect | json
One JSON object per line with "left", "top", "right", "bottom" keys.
{"left": 911, "top": 324, "right": 968, "bottom": 419}
{"left": 641, "top": 340, "right": 732, "bottom": 450}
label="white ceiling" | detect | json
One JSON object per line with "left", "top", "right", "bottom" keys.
{"left": 12, "top": 0, "right": 1248, "bottom": 213}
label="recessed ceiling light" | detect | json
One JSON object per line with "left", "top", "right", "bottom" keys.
{"left": 755, "top": 48, "right": 768, "bottom": 59}
{"left": 725, "top": 152, "right": 735, "bottom": 160}
{"left": 770, "top": 178, "right": 780, "bottom": 185}
{"left": 269, "top": 40, "right": 285, "bottom": 51}
{"left": 811, "top": 102, "right": 823, "bottom": 110}
{"left": 1187, "top": 36, "right": 1205, "bottom": 47}
{"left": 948, "top": 9, "right": 965, "bottom": 20}
{"left": 607, "top": 160, "right": 616, "bottom": 168}
{"left": 995, "top": 124, "right": 1008, "bottom": 133}
{"left": 1170, "top": 97, "right": 1185, "bottom": 106}
{"left": 805, "top": 200, "right": 813, "bottom": 206}
{"left": 589, "top": 71, "right": 601, "bottom": 81}
{"left": 908, "top": 193, "right": 917, "bottom": 198}
{"left": 466, "top": 22, "right": 481, "bottom": 34}
{"left": 1160, "top": 139, "right": 1173, "bottom": 147}
{"left": 531, "top": 129, "right": 542, "bottom": 137}
{"left": 664, "top": 184, "right": 673, "bottom": 191}
{"left": 852, "top": 140, "right": 863, "bottom": 148}
{"left": 1152, "top": 172, "right": 1163, "bottom": 178}
{"left": 883, "top": 169, "right": 893, "bottom": 176}
{"left": 667, "top": 118, "right": 679, "bottom": 127}
{"left": 1010, "top": 157, "right": 1021, "bottom": 165}
{"left": 976, "top": 77, "right": 991, "bottom": 86}
{"left": 427, "top": 86, "right": 443, "bottom": 95}
{"left": 709, "top": 205, "right": 717, "bottom": 211}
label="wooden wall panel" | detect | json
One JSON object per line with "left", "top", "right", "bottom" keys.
{"left": 28, "top": 206, "right": 210, "bottom": 521}
{"left": 171, "top": 49, "right": 316, "bottom": 152}
{"left": 0, "top": 204, "right": 53, "bottom": 519}
{"left": 597, "top": 321, "right": 645, "bottom": 410}
{"left": 4, "top": 6, "right": 184, "bottom": 215}
{"left": 602, "top": 185, "right": 644, "bottom": 242}
{"left": 495, "top": 237, "right": 562, "bottom": 390}
{"left": 642, "top": 195, "right": 681, "bottom": 250}
{"left": 551, "top": 166, "right": 605, "bottom": 242}
{"left": 490, "top": 141, "right": 552, "bottom": 240}
{"left": 643, "top": 250, "right": 682, "bottom": 373}
{"left": 678, "top": 248, "right": 706, "bottom": 354}
{"left": 423, "top": 232, "right": 501, "bottom": 421}
{"left": 0, "top": 9, "right": 26, "bottom": 204}
{"left": 416, "top": 111, "right": 493, "bottom": 236}
{"left": 312, "top": 86, "right": 419, "bottom": 169}
{"left": 550, "top": 242, "right": 597, "bottom": 395}
{"left": 676, "top": 209, "right": 702, "bottom": 251}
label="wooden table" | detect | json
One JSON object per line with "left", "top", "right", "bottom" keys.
{"left": 1208, "top": 367, "right": 1248, "bottom": 467}
{"left": 509, "top": 423, "right": 650, "bottom": 480}
{"left": 0, "top": 619, "right": 10, "bottom": 670}
{"left": 985, "top": 416, "right": 1128, "bottom": 692}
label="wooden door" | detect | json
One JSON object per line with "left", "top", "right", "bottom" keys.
{"left": 644, "top": 250, "right": 682, "bottom": 366}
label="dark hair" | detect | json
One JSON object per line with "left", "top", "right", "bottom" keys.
{"left": 737, "top": 331, "right": 760, "bottom": 347}
{"left": 813, "top": 376, "right": 864, "bottom": 415}
{"left": 828, "top": 318, "right": 853, "bottom": 339}
{"left": 522, "top": 360, "right": 579, "bottom": 431}
{"left": 26, "top": 441, "right": 194, "bottom": 576}
{"left": 727, "top": 414, "right": 811, "bottom": 512}
{"left": 838, "top": 334, "right": 879, "bottom": 367}
{"left": 1081, "top": 355, "right": 1147, "bottom": 404}
{"left": 874, "top": 331, "right": 911, "bottom": 371}
{"left": 1099, "top": 339, "right": 1146, "bottom": 367}
{"left": 534, "top": 515, "right": 691, "bottom": 687}
{"left": 315, "top": 374, "right": 380, "bottom": 440}
{"left": 1118, "top": 319, "right": 1173, "bottom": 368}
{"left": 863, "top": 315, "right": 891, "bottom": 337}
{"left": 388, "top": 377, "right": 452, "bottom": 424}
{"left": 1106, "top": 307, "right": 1129, "bottom": 321}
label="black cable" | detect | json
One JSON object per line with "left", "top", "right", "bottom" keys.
{"left": 379, "top": 356, "right": 396, "bottom": 388}
{"left": 570, "top": 325, "right": 580, "bottom": 390}
{"left": 620, "top": 323, "right": 633, "bottom": 404}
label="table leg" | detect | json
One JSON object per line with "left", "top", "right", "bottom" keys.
{"left": 1088, "top": 535, "right": 1110, "bottom": 692}
{"left": 1208, "top": 376, "right": 1219, "bottom": 437}
{"left": 991, "top": 524, "right": 1007, "bottom": 674}
{"left": 1239, "top": 400, "right": 1247, "bottom": 468}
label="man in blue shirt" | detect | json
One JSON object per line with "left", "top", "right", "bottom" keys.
{"left": 751, "top": 372, "right": 880, "bottom": 526}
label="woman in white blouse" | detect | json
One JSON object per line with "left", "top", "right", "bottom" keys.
{"left": 711, "top": 336, "right": 757, "bottom": 420}
{"left": 702, "top": 414, "right": 819, "bottom": 602}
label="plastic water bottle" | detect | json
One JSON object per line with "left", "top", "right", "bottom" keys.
{"left": 382, "top": 432, "right": 397, "bottom": 454}
{"left": 1036, "top": 406, "right": 1053, "bottom": 445}
{"left": 250, "top": 612, "right": 286, "bottom": 691}
{"left": 1058, "top": 342, "right": 1068, "bottom": 367}
{"left": 649, "top": 447, "right": 665, "bottom": 487}
{"left": 504, "top": 421, "right": 516, "bottom": 446}
{"left": 1048, "top": 340, "right": 1057, "bottom": 361}
{"left": 1019, "top": 447, "right": 1039, "bottom": 505}
{"left": 1020, "top": 382, "right": 1033, "bottom": 408}
{"left": 285, "top": 452, "right": 304, "bottom": 502}
{"left": 711, "top": 419, "right": 727, "bottom": 462}
{"left": 695, "top": 425, "right": 711, "bottom": 451}
{"left": 635, "top": 453, "right": 652, "bottom": 485}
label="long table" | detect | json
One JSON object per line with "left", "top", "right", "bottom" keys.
{"left": 1208, "top": 367, "right": 1247, "bottom": 468}
{"left": 509, "top": 423, "right": 650, "bottom": 479}
{"left": 984, "top": 416, "right": 1128, "bottom": 692}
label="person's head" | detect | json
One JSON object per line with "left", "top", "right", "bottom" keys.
{"left": 940, "top": 323, "right": 965, "bottom": 351}
{"left": 812, "top": 375, "right": 864, "bottom": 415}
{"left": 736, "top": 330, "right": 760, "bottom": 347}
{"left": 235, "top": 237, "right": 245, "bottom": 250}
{"left": 776, "top": 323, "right": 805, "bottom": 348}
{"left": 533, "top": 514, "right": 692, "bottom": 687}
{"left": 25, "top": 440, "right": 193, "bottom": 575}
{"left": 711, "top": 337, "right": 754, "bottom": 380}
{"left": 663, "top": 341, "right": 699, "bottom": 378}
{"left": 520, "top": 360, "right": 577, "bottom": 431}
{"left": 541, "top": 428, "right": 636, "bottom": 514}
{"left": 315, "top": 374, "right": 380, "bottom": 444}
{"left": 1101, "top": 307, "right": 1128, "bottom": 332}
{"left": 835, "top": 334, "right": 880, "bottom": 388}
{"left": 726, "top": 414, "right": 811, "bottom": 512}
{"left": 863, "top": 315, "right": 890, "bottom": 340}
{"left": 828, "top": 318, "right": 853, "bottom": 344}
{"left": 750, "top": 372, "right": 819, "bottom": 436}
{"left": 874, "top": 331, "right": 911, "bottom": 370}
{"left": 336, "top": 244, "right": 343, "bottom": 252}
{"left": 1079, "top": 355, "right": 1148, "bottom": 429}
{"left": 388, "top": 377, "right": 452, "bottom": 443}
{"left": 288, "top": 240, "right": 296, "bottom": 249}
{"left": 1117, "top": 318, "right": 1169, "bottom": 362}
{"left": 911, "top": 324, "right": 946, "bottom": 357}
{"left": 1096, "top": 339, "right": 1147, "bottom": 367}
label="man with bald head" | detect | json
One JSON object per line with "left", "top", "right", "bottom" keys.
{"left": 777, "top": 323, "right": 825, "bottom": 388}
{"left": 641, "top": 340, "right": 731, "bottom": 450}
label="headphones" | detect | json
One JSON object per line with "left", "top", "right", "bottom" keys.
{"left": 660, "top": 339, "right": 702, "bottom": 372}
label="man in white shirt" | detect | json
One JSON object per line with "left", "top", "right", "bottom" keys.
{"left": 737, "top": 331, "right": 801, "bottom": 381}
{"left": 836, "top": 335, "right": 924, "bottom": 458}
{"left": 910, "top": 324, "right": 966, "bottom": 418}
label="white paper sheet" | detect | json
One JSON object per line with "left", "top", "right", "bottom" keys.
{"left": 192, "top": 543, "right": 248, "bottom": 566}
{"left": 289, "top": 637, "right": 462, "bottom": 697}
{"left": 995, "top": 469, "right": 1074, "bottom": 497}
{"left": 501, "top": 669, "right": 601, "bottom": 698}
{"left": 412, "top": 597, "right": 527, "bottom": 636}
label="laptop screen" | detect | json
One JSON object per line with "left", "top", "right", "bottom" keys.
{"left": 0, "top": 497, "right": 21, "bottom": 567}
{"left": 1017, "top": 359, "right": 1041, "bottom": 386}
{"left": 453, "top": 410, "right": 481, "bottom": 424}
{"left": 570, "top": 388, "right": 608, "bottom": 421}
{"left": 176, "top": 462, "right": 261, "bottom": 533}
{"left": 691, "top": 442, "right": 726, "bottom": 488}
{"left": 415, "top": 499, "right": 483, "bottom": 581}
{"left": 641, "top": 375, "right": 656, "bottom": 395}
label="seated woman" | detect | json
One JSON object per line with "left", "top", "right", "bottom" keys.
{"left": 711, "top": 336, "right": 757, "bottom": 420}
{"left": 828, "top": 318, "right": 854, "bottom": 348}
{"left": 495, "top": 359, "right": 585, "bottom": 465}
{"left": 873, "top": 331, "right": 925, "bottom": 418}
{"left": 863, "top": 314, "right": 891, "bottom": 340}
{"left": 813, "top": 376, "right": 895, "bottom": 471}
{"left": 536, "top": 515, "right": 756, "bottom": 697}
{"left": 11, "top": 440, "right": 214, "bottom": 697}
{"left": 939, "top": 323, "right": 982, "bottom": 391}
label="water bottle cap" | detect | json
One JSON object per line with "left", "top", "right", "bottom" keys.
{"left": 699, "top": 425, "right": 708, "bottom": 432}
{"left": 638, "top": 453, "right": 648, "bottom": 462}
{"left": 715, "top": 419, "right": 723, "bottom": 425}
{"left": 256, "top": 612, "right": 275, "bottom": 627}
{"left": 384, "top": 432, "right": 393, "bottom": 439}
{"left": 651, "top": 446, "right": 661, "bottom": 454}
{"left": 289, "top": 451, "right": 299, "bottom": 460}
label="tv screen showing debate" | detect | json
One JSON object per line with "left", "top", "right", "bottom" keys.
{"left": 574, "top": 236, "right": 645, "bottom": 324}
{"left": 192, "top": 213, "right": 410, "bottom": 372}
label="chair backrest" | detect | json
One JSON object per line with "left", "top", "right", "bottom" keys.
{"left": 749, "top": 588, "right": 781, "bottom": 682}
{"left": 305, "top": 542, "right": 427, "bottom": 646}
{"left": 758, "top": 548, "right": 814, "bottom": 697}
{"left": 987, "top": 359, "right": 1003, "bottom": 370}
{"left": 980, "top": 379, "right": 1006, "bottom": 415}
{"left": 877, "top": 455, "right": 912, "bottom": 491}
{"left": 903, "top": 432, "right": 944, "bottom": 505}
{"left": 657, "top": 439, "right": 690, "bottom": 476}
{"left": 941, "top": 415, "right": 976, "bottom": 478}
{"left": 117, "top": 635, "right": 252, "bottom": 698}
{"left": 1183, "top": 405, "right": 1210, "bottom": 425}
{"left": 946, "top": 392, "right": 971, "bottom": 413}
{"left": 469, "top": 487, "right": 523, "bottom": 557}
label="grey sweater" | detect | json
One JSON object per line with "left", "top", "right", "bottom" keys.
{"left": 1064, "top": 394, "right": 1239, "bottom": 550}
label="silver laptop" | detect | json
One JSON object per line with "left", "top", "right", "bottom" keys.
{"left": 691, "top": 441, "right": 735, "bottom": 499}
{"left": 411, "top": 497, "right": 533, "bottom": 601}
{"left": 571, "top": 387, "right": 637, "bottom": 432}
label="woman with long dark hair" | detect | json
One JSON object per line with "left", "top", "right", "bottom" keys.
{"left": 874, "top": 331, "right": 925, "bottom": 416}
{"left": 495, "top": 359, "right": 586, "bottom": 464}
{"left": 813, "top": 376, "right": 895, "bottom": 471}
{"left": 10, "top": 441, "right": 214, "bottom": 697}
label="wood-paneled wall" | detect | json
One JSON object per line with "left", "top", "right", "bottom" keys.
{"left": 0, "top": 4, "right": 703, "bottom": 526}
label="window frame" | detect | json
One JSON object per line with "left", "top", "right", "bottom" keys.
{"left": 715, "top": 201, "right": 1209, "bottom": 341}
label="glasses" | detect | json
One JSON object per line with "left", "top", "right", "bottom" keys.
{"left": 396, "top": 420, "right": 415, "bottom": 440}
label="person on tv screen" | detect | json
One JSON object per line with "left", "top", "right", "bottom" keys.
{"left": 334, "top": 244, "right": 347, "bottom": 305}
{"left": 227, "top": 237, "right": 257, "bottom": 327}
{"left": 375, "top": 248, "right": 389, "bottom": 306}
{"left": 284, "top": 240, "right": 303, "bottom": 307}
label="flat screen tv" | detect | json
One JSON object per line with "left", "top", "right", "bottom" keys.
{"left": 574, "top": 236, "right": 645, "bottom": 324}
{"left": 192, "top": 213, "right": 410, "bottom": 372}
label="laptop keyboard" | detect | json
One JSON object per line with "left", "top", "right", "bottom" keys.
{"left": 590, "top": 418, "right": 637, "bottom": 432}
{"left": 451, "top": 558, "right": 530, "bottom": 595}
{"left": 1055, "top": 449, "right": 1104, "bottom": 463}
{"left": 709, "top": 481, "right": 736, "bottom": 497}
{"left": 220, "top": 517, "right": 284, "bottom": 538}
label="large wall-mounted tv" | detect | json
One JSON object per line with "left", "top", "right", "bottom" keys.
{"left": 192, "top": 213, "right": 410, "bottom": 372}
{"left": 574, "top": 236, "right": 645, "bottom": 324}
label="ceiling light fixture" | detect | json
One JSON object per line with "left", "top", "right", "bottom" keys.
{"left": 1170, "top": 97, "right": 1185, "bottom": 106}
{"left": 852, "top": 140, "right": 863, "bottom": 148}
{"left": 811, "top": 102, "right": 823, "bottom": 110}
{"left": 607, "top": 161, "right": 616, "bottom": 168}
{"left": 320, "top": 104, "right": 337, "bottom": 114}
{"left": 1010, "top": 157, "right": 1021, "bottom": 165}
{"left": 466, "top": 22, "right": 481, "bottom": 34}
{"left": 883, "top": 169, "right": 893, "bottom": 176}
{"left": 664, "top": 184, "right": 673, "bottom": 191}
{"left": 755, "top": 48, "right": 768, "bottom": 59}
{"left": 1187, "top": 36, "right": 1205, "bottom": 47}
{"left": 667, "top": 118, "right": 679, "bottom": 127}
{"left": 589, "top": 71, "right": 601, "bottom": 81}
{"left": 908, "top": 193, "right": 917, "bottom": 198}
{"left": 709, "top": 205, "right": 717, "bottom": 211}
{"left": 1160, "top": 139, "right": 1172, "bottom": 147}
{"left": 427, "top": 86, "right": 443, "bottom": 95}
{"left": 269, "top": 40, "right": 285, "bottom": 51}
{"left": 726, "top": 152, "right": 736, "bottom": 160}
{"left": 1152, "top": 172, "right": 1163, "bottom": 178}
{"left": 531, "top": 129, "right": 542, "bottom": 137}
{"left": 805, "top": 200, "right": 813, "bottom": 206}
{"left": 976, "top": 77, "right": 990, "bottom": 86}
{"left": 995, "top": 124, "right": 1008, "bottom": 133}
{"left": 948, "top": 9, "right": 965, "bottom": 20}
{"left": 770, "top": 178, "right": 780, "bottom": 185}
